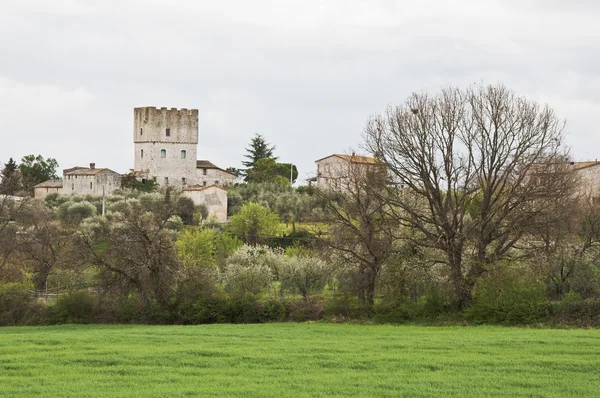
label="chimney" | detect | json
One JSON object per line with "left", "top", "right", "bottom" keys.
{"left": 90, "top": 163, "right": 96, "bottom": 170}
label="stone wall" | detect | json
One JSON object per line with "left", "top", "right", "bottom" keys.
{"left": 182, "top": 186, "right": 228, "bottom": 223}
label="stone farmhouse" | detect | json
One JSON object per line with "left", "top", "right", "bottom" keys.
{"left": 309, "top": 153, "right": 380, "bottom": 189}
{"left": 568, "top": 161, "right": 600, "bottom": 197}
{"left": 34, "top": 164, "right": 121, "bottom": 200}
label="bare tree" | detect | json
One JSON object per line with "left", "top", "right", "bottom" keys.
{"left": 315, "top": 156, "right": 393, "bottom": 309}
{"left": 365, "top": 84, "right": 575, "bottom": 309}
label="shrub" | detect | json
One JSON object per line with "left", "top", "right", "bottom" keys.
{"left": 50, "top": 290, "right": 96, "bottom": 324}
{"left": 279, "top": 256, "right": 331, "bottom": 298}
{"left": 0, "top": 283, "right": 36, "bottom": 326}
{"left": 466, "top": 275, "right": 549, "bottom": 325}
{"left": 223, "top": 245, "right": 283, "bottom": 295}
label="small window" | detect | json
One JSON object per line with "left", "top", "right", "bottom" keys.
{"left": 182, "top": 178, "right": 186, "bottom": 185}
{"left": 181, "top": 150, "right": 186, "bottom": 159}
{"left": 160, "top": 149, "right": 166, "bottom": 158}
{"left": 141, "top": 149, "right": 144, "bottom": 158}
{"left": 164, "top": 177, "right": 169, "bottom": 185}
{"left": 214, "top": 181, "right": 219, "bottom": 185}
{"left": 90, "top": 182, "right": 93, "bottom": 189}
{"left": 71, "top": 183, "right": 74, "bottom": 190}
{"left": 202, "top": 168, "right": 207, "bottom": 175}
{"left": 140, "top": 128, "right": 143, "bottom": 136}
{"left": 203, "top": 181, "right": 207, "bottom": 187}
{"left": 142, "top": 179, "right": 146, "bottom": 184}
{"left": 166, "top": 128, "right": 170, "bottom": 137}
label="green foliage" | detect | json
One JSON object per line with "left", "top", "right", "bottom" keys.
{"left": 0, "top": 283, "right": 35, "bottom": 326}
{"left": 223, "top": 245, "right": 283, "bottom": 295}
{"left": 175, "top": 196, "right": 196, "bottom": 225}
{"left": 120, "top": 173, "right": 158, "bottom": 192}
{"left": 229, "top": 203, "right": 280, "bottom": 245}
{"left": 279, "top": 256, "right": 331, "bottom": 298}
{"left": 242, "top": 133, "right": 277, "bottom": 170}
{"left": 466, "top": 273, "right": 549, "bottom": 325}
{"left": 0, "top": 158, "right": 22, "bottom": 195}
{"left": 176, "top": 228, "right": 219, "bottom": 269}
{"left": 227, "top": 183, "right": 320, "bottom": 224}
{"left": 50, "top": 291, "right": 96, "bottom": 324}
{"left": 18, "top": 154, "right": 59, "bottom": 194}
{"left": 56, "top": 200, "right": 97, "bottom": 226}
{"left": 245, "top": 158, "right": 297, "bottom": 185}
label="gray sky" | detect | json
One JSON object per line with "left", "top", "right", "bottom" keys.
{"left": 1, "top": 0, "right": 599, "bottom": 182}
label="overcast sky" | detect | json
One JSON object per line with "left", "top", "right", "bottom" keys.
{"left": 1, "top": 0, "right": 599, "bottom": 182}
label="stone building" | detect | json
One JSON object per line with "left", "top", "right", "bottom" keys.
{"left": 310, "top": 153, "right": 380, "bottom": 189}
{"left": 182, "top": 185, "right": 228, "bottom": 223}
{"left": 196, "top": 160, "right": 235, "bottom": 187}
{"left": 569, "top": 161, "right": 600, "bottom": 197}
{"left": 132, "top": 107, "right": 234, "bottom": 189}
{"left": 62, "top": 164, "right": 122, "bottom": 196}
{"left": 34, "top": 180, "right": 63, "bottom": 200}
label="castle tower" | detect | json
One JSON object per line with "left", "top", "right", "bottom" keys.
{"left": 133, "top": 107, "right": 199, "bottom": 188}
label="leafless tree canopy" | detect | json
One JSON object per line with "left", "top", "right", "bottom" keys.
{"left": 364, "top": 84, "right": 577, "bottom": 308}
{"left": 316, "top": 158, "right": 393, "bottom": 309}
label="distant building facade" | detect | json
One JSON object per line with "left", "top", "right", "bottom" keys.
{"left": 132, "top": 107, "right": 234, "bottom": 189}
{"left": 34, "top": 180, "right": 63, "bottom": 200}
{"left": 62, "top": 164, "right": 122, "bottom": 196}
{"left": 311, "top": 153, "right": 380, "bottom": 189}
{"left": 182, "top": 185, "right": 228, "bottom": 223}
{"left": 569, "top": 161, "right": 600, "bottom": 197}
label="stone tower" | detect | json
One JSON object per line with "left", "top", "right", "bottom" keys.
{"left": 133, "top": 107, "right": 199, "bottom": 188}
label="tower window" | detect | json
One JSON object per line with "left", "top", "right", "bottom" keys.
{"left": 202, "top": 168, "right": 207, "bottom": 175}
{"left": 90, "top": 182, "right": 93, "bottom": 189}
{"left": 164, "top": 177, "right": 169, "bottom": 185}
{"left": 166, "top": 128, "right": 170, "bottom": 137}
{"left": 203, "top": 181, "right": 207, "bottom": 187}
{"left": 71, "top": 183, "right": 74, "bottom": 190}
{"left": 182, "top": 178, "right": 186, "bottom": 185}
{"left": 214, "top": 181, "right": 219, "bottom": 185}
{"left": 160, "top": 149, "right": 166, "bottom": 158}
{"left": 140, "top": 128, "right": 143, "bottom": 136}
{"left": 141, "top": 149, "right": 144, "bottom": 158}
{"left": 181, "top": 150, "right": 186, "bottom": 159}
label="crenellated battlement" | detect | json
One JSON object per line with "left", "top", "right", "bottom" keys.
{"left": 135, "top": 106, "right": 197, "bottom": 116}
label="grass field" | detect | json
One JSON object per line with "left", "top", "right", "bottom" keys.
{"left": 1, "top": 324, "right": 600, "bottom": 397}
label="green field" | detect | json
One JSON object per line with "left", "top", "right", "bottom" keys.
{"left": 1, "top": 324, "right": 600, "bottom": 397}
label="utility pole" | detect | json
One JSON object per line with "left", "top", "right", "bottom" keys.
{"left": 102, "top": 186, "right": 106, "bottom": 217}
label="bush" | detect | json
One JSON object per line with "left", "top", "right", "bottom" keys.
{"left": 49, "top": 290, "right": 96, "bottom": 324}
{"left": 548, "top": 292, "right": 600, "bottom": 326}
{"left": 466, "top": 275, "right": 549, "bottom": 325}
{"left": 0, "top": 283, "right": 37, "bottom": 326}
{"left": 223, "top": 245, "right": 283, "bottom": 295}
{"left": 279, "top": 256, "right": 331, "bottom": 298}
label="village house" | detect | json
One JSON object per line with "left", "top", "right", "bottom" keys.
{"left": 33, "top": 180, "right": 63, "bottom": 200}
{"left": 569, "top": 161, "right": 600, "bottom": 197}
{"left": 196, "top": 160, "right": 236, "bottom": 187}
{"left": 62, "top": 164, "right": 122, "bottom": 196}
{"left": 34, "top": 164, "right": 121, "bottom": 200}
{"left": 309, "top": 153, "right": 381, "bottom": 189}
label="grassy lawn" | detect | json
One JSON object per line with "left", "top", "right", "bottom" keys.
{"left": 1, "top": 324, "right": 600, "bottom": 397}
